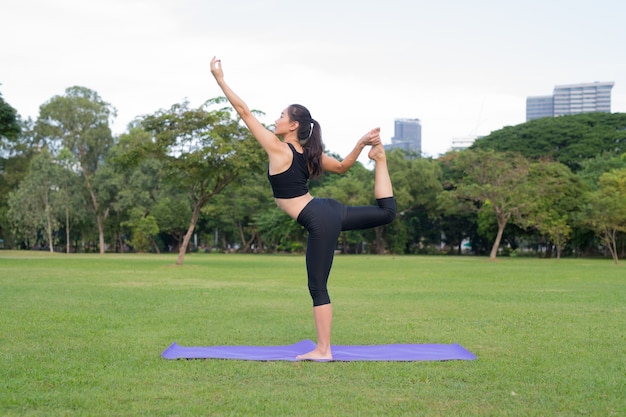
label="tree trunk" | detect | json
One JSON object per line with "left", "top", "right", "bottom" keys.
{"left": 97, "top": 214, "right": 106, "bottom": 254}
{"left": 602, "top": 228, "right": 619, "bottom": 265}
{"left": 65, "top": 204, "right": 71, "bottom": 254}
{"left": 152, "top": 238, "right": 161, "bottom": 254}
{"left": 374, "top": 227, "right": 385, "bottom": 254}
{"left": 85, "top": 180, "right": 107, "bottom": 255}
{"left": 238, "top": 221, "right": 256, "bottom": 253}
{"left": 341, "top": 234, "right": 349, "bottom": 254}
{"left": 176, "top": 200, "right": 203, "bottom": 266}
{"left": 489, "top": 218, "right": 507, "bottom": 260}
{"left": 256, "top": 232, "right": 265, "bottom": 254}
{"left": 242, "top": 232, "right": 256, "bottom": 253}
{"left": 45, "top": 208, "right": 54, "bottom": 253}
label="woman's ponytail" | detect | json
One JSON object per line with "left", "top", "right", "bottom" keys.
{"left": 288, "top": 104, "right": 324, "bottom": 179}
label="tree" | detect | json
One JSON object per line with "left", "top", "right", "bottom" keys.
{"left": 575, "top": 153, "right": 626, "bottom": 257}
{"left": 0, "top": 91, "right": 21, "bottom": 150}
{"left": 137, "top": 98, "right": 265, "bottom": 265}
{"left": 578, "top": 152, "right": 626, "bottom": 188}
{"left": 386, "top": 150, "right": 443, "bottom": 254}
{"left": 151, "top": 195, "right": 192, "bottom": 252}
{"left": 35, "top": 86, "right": 116, "bottom": 254}
{"left": 122, "top": 208, "right": 159, "bottom": 253}
{"left": 472, "top": 113, "right": 626, "bottom": 171}
{"left": 526, "top": 160, "right": 586, "bottom": 259}
{"left": 0, "top": 91, "right": 26, "bottom": 247}
{"left": 204, "top": 169, "right": 275, "bottom": 253}
{"left": 256, "top": 206, "right": 304, "bottom": 253}
{"left": 53, "top": 148, "right": 88, "bottom": 253}
{"left": 8, "top": 149, "right": 63, "bottom": 251}
{"left": 437, "top": 151, "right": 482, "bottom": 255}
{"left": 581, "top": 169, "right": 626, "bottom": 264}
{"left": 108, "top": 129, "right": 167, "bottom": 253}
{"left": 447, "top": 149, "right": 532, "bottom": 260}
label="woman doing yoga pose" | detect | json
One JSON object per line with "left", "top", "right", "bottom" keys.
{"left": 210, "top": 57, "right": 395, "bottom": 360}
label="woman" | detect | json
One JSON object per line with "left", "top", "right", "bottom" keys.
{"left": 210, "top": 57, "right": 396, "bottom": 360}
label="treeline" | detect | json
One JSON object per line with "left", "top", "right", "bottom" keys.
{"left": 1, "top": 87, "right": 625, "bottom": 264}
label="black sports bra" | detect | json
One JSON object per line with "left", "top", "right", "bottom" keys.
{"left": 267, "top": 143, "right": 310, "bottom": 199}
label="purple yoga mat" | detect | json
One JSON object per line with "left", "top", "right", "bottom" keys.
{"left": 162, "top": 340, "right": 476, "bottom": 362}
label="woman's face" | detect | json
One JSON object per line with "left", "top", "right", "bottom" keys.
{"left": 274, "top": 108, "right": 297, "bottom": 136}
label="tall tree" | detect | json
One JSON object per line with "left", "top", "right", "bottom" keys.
{"left": 581, "top": 168, "right": 626, "bottom": 264}
{"left": 0, "top": 92, "right": 26, "bottom": 247}
{"left": 471, "top": 112, "right": 626, "bottom": 171}
{"left": 526, "top": 160, "right": 586, "bottom": 259}
{"left": 114, "top": 128, "right": 194, "bottom": 253}
{"left": 55, "top": 148, "right": 87, "bottom": 253}
{"left": 35, "top": 86, "right": 116, "bottom": 254}
{"left": 108, "top": 129, "right": 166, "bottom": 252}
{"left": 137, "top": 98, "right": 265, "bottom": 265}
{"left": 447, "top": 149, "right": 533, "bottom": 260}
{"left": 0, "top": 91, "right": 21, "bottom": 150}
{"left": 437, "top": 151, "right": 482, "bottom": 255}
{"left": 7, "top": 149, "right": 63, "bottom": 251}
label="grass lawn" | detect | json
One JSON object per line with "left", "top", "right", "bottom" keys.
{"left": 0, "top": 251, "right": 624, "bottom": 416}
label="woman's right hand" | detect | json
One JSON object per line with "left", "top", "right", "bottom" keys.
{"left": 210, "top": 56, "right": 224, "bottom": 80}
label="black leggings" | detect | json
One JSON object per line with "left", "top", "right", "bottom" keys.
{"left": 296, "top": 197, "right": 396, "bottom": 306}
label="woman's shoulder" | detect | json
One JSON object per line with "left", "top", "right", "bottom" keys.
{"left": 286, "top": 142, "right": 306, "bottom": 155}
{"left": 268, "top": 141, "right": 296, "bottom": 175}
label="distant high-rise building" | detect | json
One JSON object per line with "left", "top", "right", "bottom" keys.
{"left": 553, "top": 82, "right": 614, "bottom": 116}
{"left": 526, "top": 81, "right": 614, "bottom": 121}
{"left": 384, "top": 118, "right": 421, "bottom": 154}
{"left": 526, "top": 95, "right": 554, "bottom": 120}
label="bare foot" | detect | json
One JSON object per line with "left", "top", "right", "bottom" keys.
{"left": 296, "top": 348, "right": 333, "bottom": 361}
{"left": 368, "top": 143, "right": 386, "bottom": 161}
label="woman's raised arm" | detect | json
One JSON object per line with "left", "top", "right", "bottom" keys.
{"left": 210, "top": 57, "right": 283, "bottom": 156}
{"left": 322, "top": 127, "right": 381, "bottom": 174}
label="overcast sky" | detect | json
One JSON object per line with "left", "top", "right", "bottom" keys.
{"left": 2, "top": 0, "right": 625, "bottom": 161}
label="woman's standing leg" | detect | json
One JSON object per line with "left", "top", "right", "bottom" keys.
{"left": 296, "top": 199, "right": 343, "bottom": 361}
{"left": 306, "top": 304, "right": 333, "bottom": 360}
{"left": 296, "top": 146, "right": 394, "bottom": 361}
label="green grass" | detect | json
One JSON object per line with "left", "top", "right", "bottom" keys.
{"left": 0, "top": 251, "right": 624, "bottom": 416}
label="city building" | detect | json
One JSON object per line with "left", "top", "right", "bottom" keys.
{"left": 384, "top": 118, "right": 421, "bottom": 154}
{"left": 450, "top": 136, "right": 480, "bottom": 152}
{"left": 526, "top": 81, "right": 614, "bottom": 121}
{"left": 553, "top": 82, "right": 614, "bottom": 116}
{"left": 526, "top": 95, "right": 554, "bottom": 120}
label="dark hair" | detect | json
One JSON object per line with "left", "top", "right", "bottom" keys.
{"left": 287, "top": 104, "right": 323, "bottom": 179}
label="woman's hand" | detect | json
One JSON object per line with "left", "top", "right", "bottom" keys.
{"left": 210, "top": 56, "right": 224, "bottom": 80}
{"left": 359, "top": 127, "right": 382, "bottom": 147}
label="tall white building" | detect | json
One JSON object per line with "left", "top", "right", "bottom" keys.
{"left": 553, "top": 82, "right": 614, "bottom": 116}
{"left": 526, "top": 81, "right": 614, "bottom": 121}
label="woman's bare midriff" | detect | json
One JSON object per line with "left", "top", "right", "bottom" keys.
{"left": 274, "top": 193, "right": 314, "bottom": 220}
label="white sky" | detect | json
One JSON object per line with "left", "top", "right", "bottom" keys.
{"left": 2, "top": 0, "right": 625, "bottom": 161}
